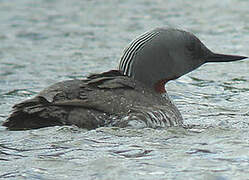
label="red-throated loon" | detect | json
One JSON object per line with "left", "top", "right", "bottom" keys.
{"left": 3, "top": 28, "right": 247, "bottom": 130}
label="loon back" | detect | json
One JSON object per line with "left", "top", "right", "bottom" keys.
{"left": 3, "top": 70, "right": 183, "bottom": 130}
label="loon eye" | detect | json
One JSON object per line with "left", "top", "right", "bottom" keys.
{"left": 186, "top": 41, "right": 197, "bottom": 58}
{"left": 186, "top": 41, "right": 195, "bottom": 52}
{"left": 186, "top": 39, "right": 205, "bottom": 60}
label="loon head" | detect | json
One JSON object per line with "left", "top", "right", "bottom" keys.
{"left": 119, "top": 28, "right": 247, "bottom": 93}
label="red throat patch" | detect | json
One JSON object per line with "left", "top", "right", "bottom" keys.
{"left": 154, "top": 79, "right": 168, "bottom": 94}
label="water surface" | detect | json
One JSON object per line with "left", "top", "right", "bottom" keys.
{"left": 0, "top": 0, "right": 249, "bottom": 179}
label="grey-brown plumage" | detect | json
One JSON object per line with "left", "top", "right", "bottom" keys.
{"left": 3, "top": 28, "right": 247, "bottom": 130}
{"left": 3, "top": 70, "right": 182, "bottom": 130}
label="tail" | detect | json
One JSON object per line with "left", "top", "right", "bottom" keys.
{"left": 2, "top": 96, "right": 66, "bottom": 130}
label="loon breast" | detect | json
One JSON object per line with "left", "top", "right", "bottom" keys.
{"left": 3, "top": 70, "right": 183, "bottom": 130}
{"left": 118, "top": 104, "right": 183, "bottom": 129}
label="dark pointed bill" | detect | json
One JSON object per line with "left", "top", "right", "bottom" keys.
{"left": 206, "top": 53, "right": 248, "bottom": 63}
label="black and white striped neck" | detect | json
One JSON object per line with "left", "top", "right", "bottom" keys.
{"left": 119, "top": 29, "right": 161, "bottom": 77}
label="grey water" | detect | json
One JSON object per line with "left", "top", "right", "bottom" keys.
{"left": 0, "top": 0, "right": 249, "bottom": 179}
